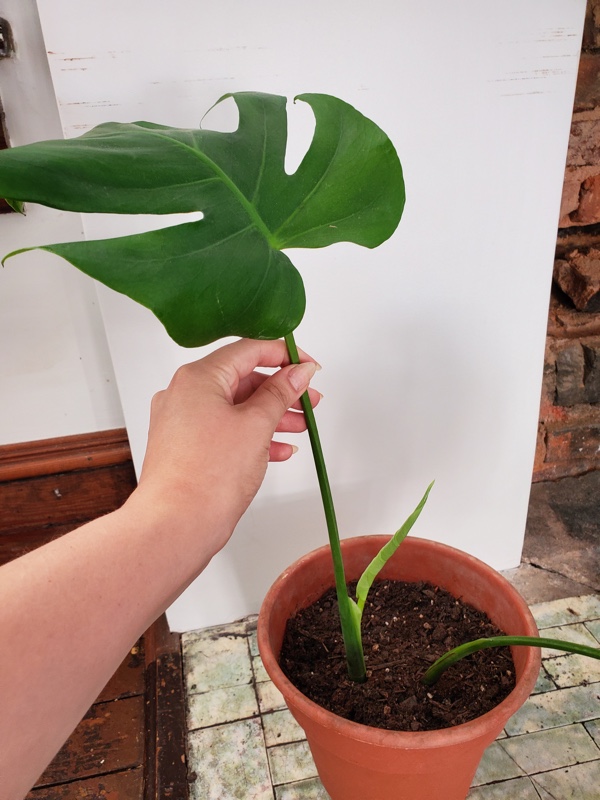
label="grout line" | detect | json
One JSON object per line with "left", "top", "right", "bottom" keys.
{"left": 531, "top": 778, "right": 546, "bottom": 799}
{"left": 183, "top": 597, "right": 600, "bottom": 794}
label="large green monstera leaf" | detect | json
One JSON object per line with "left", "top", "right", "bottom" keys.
{"left": 0, "top": 92, "right": 404, "bottom": 347}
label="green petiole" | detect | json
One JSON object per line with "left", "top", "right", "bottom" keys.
{"left": 284, "top": 327, "right": 435, "bottom": 685}
{"left": 422, "top": 636, "right": 600, "bottom": 686}
{"left": 284, "top": 331, "right": 366, "bottom": 682}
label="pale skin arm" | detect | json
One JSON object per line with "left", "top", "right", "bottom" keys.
{"left": 0, "top": 338, "right": 320, "bottom": 800}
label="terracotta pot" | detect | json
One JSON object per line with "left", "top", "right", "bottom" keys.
{"left": 258, "top": 536, "right": 541, "bottom": 800}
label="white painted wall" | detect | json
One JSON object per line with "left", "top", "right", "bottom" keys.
{"left": 0, "top": 0, "right": 123, "bottom": 445}
{"left": 33, "top": 0, "right": 585, "bottom": 631}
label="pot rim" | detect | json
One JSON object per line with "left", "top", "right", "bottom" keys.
{"left": 257, "top": 535, "right": 541, "bottom": 749}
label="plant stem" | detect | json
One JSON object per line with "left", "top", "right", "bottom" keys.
{"left": 284, "top": 332, "right": 366, "bottom": 682}
{"left": 422, "top": 635, "right": 600, "bottom": 686}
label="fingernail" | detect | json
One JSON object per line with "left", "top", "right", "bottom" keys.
{"left": 289, "top": 361, "right": 318, "bottom": 391}
{"left": 290, "top": 445, "right": 299, "bottom": 455}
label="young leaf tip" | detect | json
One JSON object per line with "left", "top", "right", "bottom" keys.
{"left": 6, "top": 198, "right": 25, "bottom": 214}
{"left": 2, "top": 247, "right": 31, "bottom": 268}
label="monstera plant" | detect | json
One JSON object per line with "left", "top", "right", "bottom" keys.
{"left": 3, "top": 93, "right": 403, "bottom": 347}
{"left": 0, "top": 92, "right": 412, "bottom": 682}
{"left": 1, "top": 92, "right": 598, "bottom": 690}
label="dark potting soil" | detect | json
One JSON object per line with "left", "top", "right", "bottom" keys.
{"left": 280, "top": 579, "right": 516, "bottom": 732}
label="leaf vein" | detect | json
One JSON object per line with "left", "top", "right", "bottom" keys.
{"left": 132, "top": 127, "right": 274, "bottom": 243}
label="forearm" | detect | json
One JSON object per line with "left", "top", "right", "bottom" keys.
{"left": 0, "top": 339, "right": 318, "bottom": 799}
{"left": 0, "top": 495, "right": 226, "bottom": 800}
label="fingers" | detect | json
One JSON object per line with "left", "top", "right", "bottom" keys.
{"left": 203, "top": 339, "right": 319, "bottom": 428}
{"left": 167, "top": 338, "right": 320, "bottom": 457}
{"left": 275, "top": 409, "right": 308, "bottom": 434}
{"left": 237, "top": 370, "right": 321, "bottom": 414}
{"left": 249, "top": 361, "right": 318, "bottom": 423}
{"left": 268, "top": 441, "right": 298, "bottom": 462}
{"left": 205, "top": 338, "right": 316, "bottom": 397}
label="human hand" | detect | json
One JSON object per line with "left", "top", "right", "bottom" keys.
{"left": 131, "top": 338, "right": 320, "bottom": 554}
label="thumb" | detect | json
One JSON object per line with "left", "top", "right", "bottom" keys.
{"left": 247, "top": 361, "right": 318, "bottom": 425}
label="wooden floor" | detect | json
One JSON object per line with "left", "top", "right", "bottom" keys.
{"left": 28, "top": 638, "right": 147, "bottom": 798}
{"left": 23, "top": 615, "right": 188, "bottom": 800}
{"left": 0, "top": 431, "right": 189, "bottom": 799}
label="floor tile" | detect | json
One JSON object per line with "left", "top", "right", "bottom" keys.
{"left": 538, "top": 622, "right": 599, "bottom": 659}
{"left": 182, "top": 595, "right": 600, "bottom": 798}
{"left": 532, "top": 665, "right": 556, "bottom": 694}
{"left": 531, "top": 595, "right": 600, "bottom": 630}
{"left": 499, "top": 723, "right": 599, "bottom": 773}
{"left": 585, "top": 618, "right": 600, "bottom": 644}
{"left": 532, "top": 760, "right": 600, "bottom": 799}
{"left": 257, "top": 680, "right": 287, "bottom": 713}
{"left": 504, "top": 683, "right": 600, "bottom": 735}
{"left": 543, "top": 651, "right": 600, "bottom": 688}
{"left": 188, "top": 684, "right": 258, "bottom": 730}
{"left": 274, "top": 777, "right": 331, "bottom": 799}
{"left": 533, "top": 784, "right": 559, "bottom": 800}
{"left": 267, "top": 740, "right": 318, "bottom": 785}
{"left": 572, "top": 595, "right": 600, "bottom": 620}
{"left": 467, "top": 776, "right": 540, "bottom": 799}
{"left": 183, "top": 626, "right": 252, "bottom": 694}
{"left": 252, "top": 653, "right": 270, "bottom": 683}
{"left": 182, "top": 619, "right": 248, "bottom": 648}
{"left": 584, "top": 718, "right": 600, "bottom": 747}
{"left": 471, "top": 742, "right": 524, "bottom": 786}
{"left": 262, "top": 709, "right": 305, "bottom": 747}
{"left": 187, "top": 718, "right": 271, "bottom": 800}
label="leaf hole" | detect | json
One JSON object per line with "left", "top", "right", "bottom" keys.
{"left": 201, "top": 95, "right": 239, "bottom": 133}
{"left": 284, "top": 98, "right": 316, "bottom": 176}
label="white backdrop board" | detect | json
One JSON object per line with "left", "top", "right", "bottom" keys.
{"left": 37, "top": 0, "right": 586, "bottom": 631}
{"left": 0, "top": 0, "right": 123, "bottom": 445}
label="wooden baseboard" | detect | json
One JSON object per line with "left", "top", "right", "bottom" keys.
{"left": 0, "top": 428, "right": 137, "bottom": 565}
{"left": 0, "top": 428, "right": 132, "bottom": 482}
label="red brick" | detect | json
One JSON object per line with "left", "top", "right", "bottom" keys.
{"left": 574, "top": 54, "right": 600, "bottom": 113}
{"left": 535, "top": 6, "right": 600, "bottom": 482}
{"left": 558, "top": 166, "right": 599, "bottom": 226}
{"left": 571, "top": 173, "right": 600, "bottom": 226}
{"left": 554, "top": 249, "right": 600, "bottom": 310}
{"left": 533, "top": 424, "right": 547, "bottom": 476}
{"left": 538, "top": 356, "right": 558, "bottom": 420}
{"left": 583, "top": 0, "right": 600, "bottom": 50}
{"left": 555, "top": 343, "right": 586, "bottom": 406}
{"left": 583, "top": 340, "right": 600, "bottom": 402}
{"left": 566, "top": 119, "right": 600, "bottom": 168}
{"left": 545, "top": 424, "right": 600, "bottom": 462}
{"left": 547, "top": 291, "right": 600, "bottom": 338}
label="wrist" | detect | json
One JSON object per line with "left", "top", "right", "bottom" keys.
{"left": 121, "top": 480, "right": 235, "bottom": 571}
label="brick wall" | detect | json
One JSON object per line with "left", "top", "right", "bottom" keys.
{"left": 533, "top": 0, "right": 600, "bottom": 482}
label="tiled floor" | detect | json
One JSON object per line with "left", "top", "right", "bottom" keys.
{"left": 183, "top": 594, "right": 600, "bottom": 800}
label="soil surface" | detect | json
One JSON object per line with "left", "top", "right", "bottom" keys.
{"left": 280, "top": 579, "right": 516, "bottom": 732}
